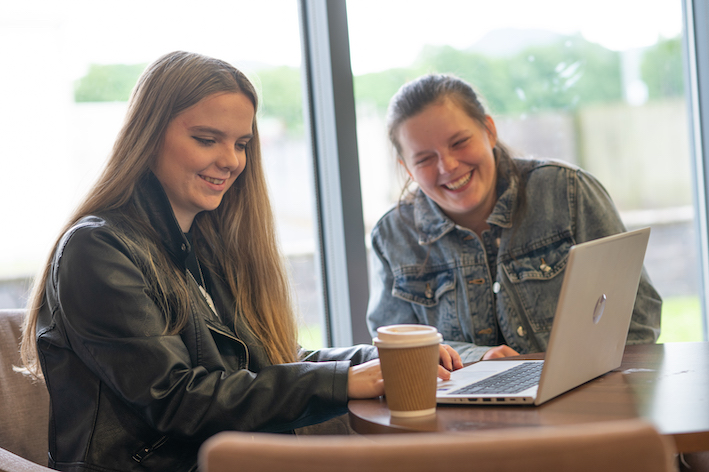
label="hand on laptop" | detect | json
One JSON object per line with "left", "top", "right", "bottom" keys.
{"left": 438, "top": 344, "right": 464, "bottom": 380}
{"left": 347, "top": 344, "right": 463, "bottom": 398}
{"left": 482, "top": 345, "right": 520, "bottom": 360}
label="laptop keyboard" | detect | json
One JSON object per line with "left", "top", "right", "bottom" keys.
{"left": 451, "top": 362, "right": 543, "bottom": 395}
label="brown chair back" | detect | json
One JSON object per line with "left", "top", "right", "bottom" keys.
{"left": 0, "top": 309, "right": 50, "bottom": 466}
{"left": 199, "top": 419, "right": 676, "bottom": 472}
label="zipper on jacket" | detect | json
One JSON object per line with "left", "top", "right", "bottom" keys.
{"left": 186, "top": 268, "right": 251, "bottom": 369}
{"left": 131, "top": 435, "right": 168, "bottom": 463}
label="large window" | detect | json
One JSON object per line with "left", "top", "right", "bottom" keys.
{"left": 2, "top": 0, "right": 708, "bottom": 349}
{"left": 347, "top": 0, "right": 703, "bottom": 342}
{"left": 0, "top": 1, "right": 327, "bottom": 348}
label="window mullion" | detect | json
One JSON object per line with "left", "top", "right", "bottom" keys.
{"left": 298, "top": 0, "right": 370, "bottom": 346}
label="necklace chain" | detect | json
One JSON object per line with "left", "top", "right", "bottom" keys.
{"left": 194, "top": 257, "right": 206, "bottom": 287}
{"left": 187, "top": 258, "right": 218, "bottom": 317}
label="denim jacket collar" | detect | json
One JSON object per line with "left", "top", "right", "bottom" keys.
{"left": 412, "top": 191, "right": 455, "bottom": 245}
{"left": 413, "top": 173, "right": 518, "bottom": 245}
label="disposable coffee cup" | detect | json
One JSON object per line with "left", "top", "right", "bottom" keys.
{"left": 373, "top": 324, "right": 442, "bottom": 418}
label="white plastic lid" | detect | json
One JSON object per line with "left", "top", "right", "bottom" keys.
{"left": 372, "top": 324, "right": 442, "bottom": 349}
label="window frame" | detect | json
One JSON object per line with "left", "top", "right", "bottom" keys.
{"left": 298, "top": 0, "right": 370, "bottom": 346}
{"left": 684, "top": 0, "right": 709, "bottom": 340}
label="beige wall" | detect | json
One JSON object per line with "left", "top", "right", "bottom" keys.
{"left": 576, "top": 99, "right": 691, "bottom": 212}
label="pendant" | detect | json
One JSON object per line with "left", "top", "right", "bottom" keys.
{"left": 199, "top": 285, "right": 219, "bottom": 317}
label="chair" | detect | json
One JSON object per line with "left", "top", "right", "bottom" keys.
{"left": 199, "top": 419, "right": 677, "bottom": 472}
{"left": 0, "top": 309, "right": 53, "bottom": 471}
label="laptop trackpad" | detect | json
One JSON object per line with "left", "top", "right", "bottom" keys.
{"left": 437, "top": 364, "right": 509, "bottom": 392}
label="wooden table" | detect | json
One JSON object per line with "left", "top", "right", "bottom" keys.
{"left": 349, "top": 342, "right": 709, "bottom": 453}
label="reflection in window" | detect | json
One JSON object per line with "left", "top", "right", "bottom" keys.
{"left": 348, "top": 0, "right": 701, "bottom": 342}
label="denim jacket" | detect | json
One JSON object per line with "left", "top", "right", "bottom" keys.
{"left": 367, "top": 159, "right": 662, "bottom": 362}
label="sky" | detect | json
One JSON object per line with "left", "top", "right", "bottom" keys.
{"left": 1, "top": 0, "right": 684, "bottom": 77}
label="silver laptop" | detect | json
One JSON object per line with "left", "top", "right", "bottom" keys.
{"left": 437, "top": 227, "right": 651, "bottom": 406}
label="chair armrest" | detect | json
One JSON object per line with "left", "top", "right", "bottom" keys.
{"left": 0, "top": 447, "right": 52, "bottom": 472}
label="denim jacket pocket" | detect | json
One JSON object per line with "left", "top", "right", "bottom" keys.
{"left": 500, "top": 236, "right": 573, "bottom": 333}
{"left": 392, "top": 268, "right": 456, "bottom": 307}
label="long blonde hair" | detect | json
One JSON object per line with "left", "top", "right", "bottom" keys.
{"left": 21, "top": 51, "right": 298, "bottom": 377}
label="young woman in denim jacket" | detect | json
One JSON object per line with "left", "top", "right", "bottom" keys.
{"left": 366, "top": 74, "right": 662, "bottom": 363}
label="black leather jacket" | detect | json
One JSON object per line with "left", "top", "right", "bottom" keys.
{"left": 36, "top": 172, "right": 377, "bottom": 471}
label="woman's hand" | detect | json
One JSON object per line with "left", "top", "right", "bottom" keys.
{"left": 482, "top": 344, "right": 520, "bottom": 360}
{"left": 438, "top": 344, "right": 464, "bottom": 380}
{"left": 347, "top": 344, "right": 463, "bottom": 398}
{"left": 347, "top": 359, "right": 384, "bottom": 399}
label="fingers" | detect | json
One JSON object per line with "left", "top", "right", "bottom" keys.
{"left": 502, "top": 345, "right": 520, "bottom": 357}
{"left": 437, "top": 364, "right": 452, "bottom": 380}
{"left": 482, "top": 345, "right": 521, "bottom": 360}
{"left": 437, "top": 344, "right": 463, "bottom": 381}
{"left": 438, "top": 344, "right": 463, "bottom": 371}
{"left": 438, "top": 344, "right": 453, "bottom": 371}
{"left": 446, "top": 345, "right": 464, "bottom": 370}
{"left": 482, "top": 346, "right": 504, "bottom": 360}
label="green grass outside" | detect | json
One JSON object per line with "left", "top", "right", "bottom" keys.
{"left": 297, "top": 295, "right": 705, "bottom": 350}
{"left": 657, "top": 295, "right": 705, "bottom": 343}
{"left": 298, "top": 324, "right": 325, "bottom": 351}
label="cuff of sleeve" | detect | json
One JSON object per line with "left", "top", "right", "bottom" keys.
{"left": 332, "top": 360, "right": 352, "bottom": 404}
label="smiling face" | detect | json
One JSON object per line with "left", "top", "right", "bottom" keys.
{"left": 397, "top": 98, "right": 498, "bottom": 234}
{"left": 152, "top": 92, "right": 255, "bottom": 232}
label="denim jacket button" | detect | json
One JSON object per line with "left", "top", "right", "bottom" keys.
{"left": 493, "top": 282, "right": 501, "bottom": 294}
{"left": 517, "top": 326, "right": 526, "bottom": 337}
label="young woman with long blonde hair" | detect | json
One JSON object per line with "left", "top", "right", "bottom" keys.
{"left": 19, "top": 51, "right": 423, "bottom": 472}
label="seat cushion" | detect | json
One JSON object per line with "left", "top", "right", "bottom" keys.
{"left": 0, "top": 309, "right": 50, "bottom": 466}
